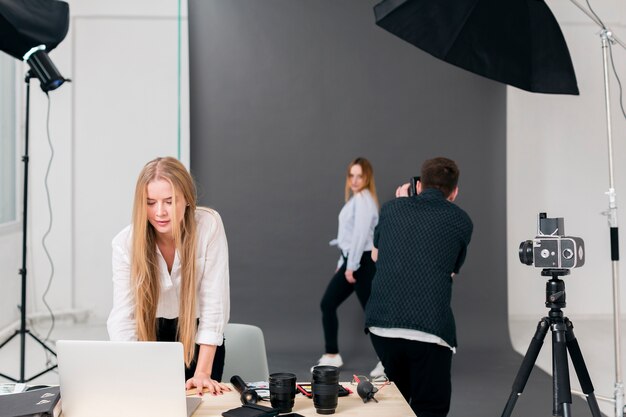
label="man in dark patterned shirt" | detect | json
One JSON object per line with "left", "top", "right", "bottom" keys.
{"left": 364, "top": 157, "right": 473, "bottom": 417}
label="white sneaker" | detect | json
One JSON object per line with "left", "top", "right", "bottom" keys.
{"left": 310, "top": 354, "right": 344, "bottom": 372}
{"left": 369, "top": 361, "right": 386, "bottom": 378}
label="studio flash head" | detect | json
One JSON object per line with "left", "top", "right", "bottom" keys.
{"left": 518, "top": 213, "right": 585, "bottom": 270}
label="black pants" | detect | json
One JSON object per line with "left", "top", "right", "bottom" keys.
{"left": 370, "top": 333, "right": 452, "bottom": 417}
{"left": 320, "top": 252, "right": 375, "bottom": 354}
{"left": 156, "top": 318, "right": 226, "bottom": 381}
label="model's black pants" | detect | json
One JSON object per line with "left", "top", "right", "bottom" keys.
{"left": 157, "top": 318, "right": 226, "bottom": 381}
{"left": 370, "top": 333, "right": 452, "bottom": 417}
{"left": 320, "top": 251, "right": 375, "bottom": 354}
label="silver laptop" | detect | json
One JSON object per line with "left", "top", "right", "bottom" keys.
{"left": 57, "top": 340, "right": 202, "bottom": 417}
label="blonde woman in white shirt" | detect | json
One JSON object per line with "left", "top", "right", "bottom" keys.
{"left": 107, "top": 157, "right": 230, "bottom": 395}
{"left": 312, "top": 157, "right": 380, "bottom": 373}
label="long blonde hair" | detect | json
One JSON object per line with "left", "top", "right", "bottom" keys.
{"left": 344, "top": 157, "right": 379, "bottom": 206}
{"left": 131, "top": 157, "right": 198, "bottom": 366}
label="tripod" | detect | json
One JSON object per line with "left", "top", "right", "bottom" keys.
{"left": 0, "top": 72, "right": 57, "bottom": 383}
{"left": 501, "top": 269, "right": 602, "bottom": 417}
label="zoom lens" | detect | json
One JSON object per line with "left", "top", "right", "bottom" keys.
{"left": 519, "top": 240, "right": 534, "bottom": 265}
{"left": 269, "top": 372, "right": 297, "bottom": 413}
{"left": 312, "top": 366, "right": 339, "bottom": 415}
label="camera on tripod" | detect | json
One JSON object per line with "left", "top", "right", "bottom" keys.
{"left": 518, "top": 212, "right": 585, "bottom": 269}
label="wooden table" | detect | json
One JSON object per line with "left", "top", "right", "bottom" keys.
{"left": 190, "top": 382, "right": 414, "bottom": 416}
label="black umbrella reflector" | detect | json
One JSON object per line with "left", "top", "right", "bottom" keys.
{"left": 0, "top": 0, "right": 69, "bottom": 59}
{"left": 374, "top": 0, "right": 579, "bottom": 95}
{"left": 0, "top": 0, "right": 69, "bottom": 92}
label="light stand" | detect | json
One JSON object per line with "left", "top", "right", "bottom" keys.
{"left": 567, "top": 1, "right": 626, "bottom": 415}
{"left": 0, "top": 71, "right": 59, "bottom": 383}
{"left": 0, "top": 0, "right": 69, "bottom": 384}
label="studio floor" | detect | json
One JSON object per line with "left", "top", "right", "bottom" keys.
{"left": 0, "top": 317, "right": 622, "bottom": 417}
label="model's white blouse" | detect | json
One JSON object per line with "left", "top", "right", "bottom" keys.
{"left": 107, "top": 207, "right": 230, "bottom": 346}
{"left": 331, "top": 189, "right": 379, "bottom": 271}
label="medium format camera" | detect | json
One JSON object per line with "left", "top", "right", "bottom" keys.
{"left": 518, "top": 213, "right": 585, "bottom": 269}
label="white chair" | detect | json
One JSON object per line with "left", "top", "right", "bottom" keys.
{"left": 222, "top": 323, "right": 270, "bottom": 382}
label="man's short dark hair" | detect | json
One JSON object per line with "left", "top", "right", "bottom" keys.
{"left": 420, "top": 157, "right": 459, "bottom": 198}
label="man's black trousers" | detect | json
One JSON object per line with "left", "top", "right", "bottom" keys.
{"left": 370, "top": 333, "right": 452, "bottom": 417}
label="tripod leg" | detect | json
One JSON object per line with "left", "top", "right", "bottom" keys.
{"left": 501, "top": 318, "right": 550, "bottom": 417}
{"left": 552, "top": 320, "right": 573, "bottom": 417}
{"left": 564, "top": 319, "right": 602, "bottom": 417}
{"left": 0, "top": 330, "right": 58, "bottom": 383}
{"left": 0, "top": 331, "right": 21, "bottom": 382}
{"left": 27, "top": 331, "right": 57, "bottom": 356}
{"left": 0, "top": 330, "right": 20, "bottom": 349}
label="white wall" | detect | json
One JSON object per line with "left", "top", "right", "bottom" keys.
{"left": 0, "top": 222, "right": 22, "bottom": 328}
{"left": 0, "top": 60, "right": 23, "bottom": 329}
{"left": 0, "top": 0, "right": 190, "bottom": 330}
{"left": 2, "top": 0, "right": 622, "bottom": 332}
{"left": 507, "top": 0, "right": 626, "bottom": 320}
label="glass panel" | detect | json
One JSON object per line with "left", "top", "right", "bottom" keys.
{"left": 0, "top": 53, "right": 16, "bottom": 224}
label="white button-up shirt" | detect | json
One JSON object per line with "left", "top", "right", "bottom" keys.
{"left": 107, "top": 207, "right": 230, "bottom": 346}
{"left": 331, "top": 189, "right": 379, "bottom": 271}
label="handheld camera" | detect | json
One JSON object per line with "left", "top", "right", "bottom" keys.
{"left": 518, "top": 213, "right": 585, "bottom": 269}
{"left": 408, "top": 176, "right": 420, "bottom": 196}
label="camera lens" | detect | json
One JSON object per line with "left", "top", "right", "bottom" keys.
{"left": 312, "top": 366, "right": 340, "bottom": 414}
{"left": 269, "top": 372, "right": 297, "bottom": 413}
{"left": 519, "top": 240, "right": 534, "bottom": 265}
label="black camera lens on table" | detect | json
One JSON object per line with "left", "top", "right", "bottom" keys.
{"left": 269, "top": 372, "right": 297, "bottom": 413}
{"left": 311, "top": 366, "right": 340, "bottom": 415}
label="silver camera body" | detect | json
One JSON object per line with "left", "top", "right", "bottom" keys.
{"left": 519, "top": 213, "right": 585, "bottom": 269}
{"left": 527, "top": 236, "right": 585, "bottom": 268}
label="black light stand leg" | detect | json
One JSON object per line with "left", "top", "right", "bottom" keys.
{"left": 0, "top": 330, "right": 20, "bottom": 381}
{"left": 552, "top": 316, "right": 573, "bottom": 417}
{"left": 501, "top": 318, "right": 550, "bottom": 417}
{"left": 565, "top": 319, "right": 603, "bottom": 417}
{"left": 0, "top": 72, "right": 57, "bottom": 383}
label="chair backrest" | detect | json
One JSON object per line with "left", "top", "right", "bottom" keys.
{"left": 222, "top": 323, "right": 270, "bottom": 382}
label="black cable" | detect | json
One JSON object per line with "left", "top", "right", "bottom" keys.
{"left": 607, "top": 43, "right": 626, "bottom": 121}
{"left": 40, "top": 92, "right": 57, "bottom": 363}
{"left": 584, "top": 0, "right": 606, "bottom": 29}
{"left": 584, "top": 0, "right": 625, "bottom": 121}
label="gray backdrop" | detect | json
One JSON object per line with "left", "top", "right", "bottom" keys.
{"left": 189, "top": 0, "right": 588, "bottom": 417}
{"left": 189, "top": 0, "right": 504, "bottom": 356}
{"left": 188, "top": 1, "right": 588, "bottom": 415}
{"left": 189, "top": 0, "right": 507, "bottom": 353}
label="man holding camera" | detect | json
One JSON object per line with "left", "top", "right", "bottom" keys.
{"left": 364, "top": 157, "right": 473, "bottom": 417}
